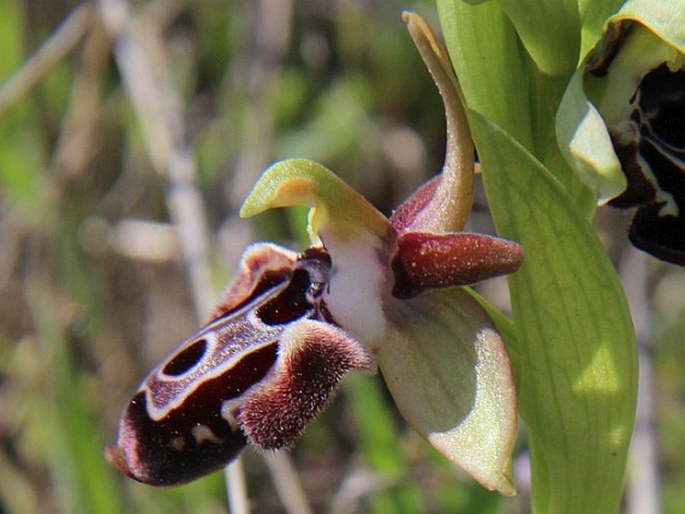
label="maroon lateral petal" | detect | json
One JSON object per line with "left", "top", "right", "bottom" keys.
{"left": 391, "top": 231, "right": 524, "bottom": 299}
{"left": 391, "top": 176, "right": 442, "bottom": 232}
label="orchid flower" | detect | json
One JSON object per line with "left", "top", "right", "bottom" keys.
{"left": 558, "top": 0, "right": 685, "bottom": 264}
{"left": 107, "top": 13, "right": 523, "bottom": 495}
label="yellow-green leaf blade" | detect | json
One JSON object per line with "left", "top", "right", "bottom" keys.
{"left": 498, "top": 0, "right": 580, "bottom": 76}
{"left": 469, "top": 110, "right": 637, "bottom": 514}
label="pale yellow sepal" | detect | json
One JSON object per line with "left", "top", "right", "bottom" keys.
{"left": 611, "top": 0, "right": 685, "bottom": 53}
{"left": 556, "top": 67, "right": 626, "bottom": 204}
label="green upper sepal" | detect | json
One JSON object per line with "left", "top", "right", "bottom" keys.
{"left": 240, "top": 158, "right": 394, "bottom": 246}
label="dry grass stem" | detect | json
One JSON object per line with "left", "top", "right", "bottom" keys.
{"left": 98, "top": 0, "right": 215, "bottom": 318}
{"left": 622, "top": 249, "right": 661, "bottom": 514}
{"left": 0, "top": 4, "right": 93, "bottom": 117}
{"left": 51, "top": 14, "right": 112, "bottom": 179}
{"left": 98, "top": 0, "right": 246, "bottom": 510}
{"left": 264, "top": 452, "right": 314, "bottom": 514}
{"left": 229, "top": 0, "right": 294, "bottom": 207}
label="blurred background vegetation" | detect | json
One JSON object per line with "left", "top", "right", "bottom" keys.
{"left": 0, "top": 0, "right": 683, "bottom": 513}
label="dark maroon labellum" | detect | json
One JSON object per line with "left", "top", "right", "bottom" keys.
{"left": 605, "top": 64, "right": 685, "bottom": 265}
{"left": 107, "top": 343, "right": 276, "bottom": 485}
{"left": 106, "top": 244, "right": 347, "bottom": 486}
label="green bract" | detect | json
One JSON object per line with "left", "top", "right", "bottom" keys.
{"left": 437, "top": 1, "right": 640, "bottom": 512}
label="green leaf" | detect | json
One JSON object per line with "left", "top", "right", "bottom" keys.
{"left": 436, "top": 0, "right": 594, "bottom": 212}
{"left": 468, "top": 110, "right": 637, "bottom": 514}
{"left": 436, "top": 0, "right": 534, "bottom": 150}
{"left": 498, "top": 0, "right": 580, "bottom": 76}
{"left": 458, "top": 0, "right": 624, "bottom": 71}
{"left": 578, "top": 0, "right": 625, "bottom": 59}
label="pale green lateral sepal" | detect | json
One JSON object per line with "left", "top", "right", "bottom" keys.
{"left": 379, "top": 289, "right": 517, "bottom": 496}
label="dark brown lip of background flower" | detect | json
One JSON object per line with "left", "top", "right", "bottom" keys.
{"left": 589, "top": 26, "right": 685, "bottom": 265}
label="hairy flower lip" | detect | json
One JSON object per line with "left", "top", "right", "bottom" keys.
{"left": 237, "top": 319, "right": 375, "bottom": 450}
{"left": 106, "top": 243, "right": 375, "bottom": 487}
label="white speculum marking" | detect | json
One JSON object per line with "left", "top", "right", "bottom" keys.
{"left": 144, "top": 309, "right": 282, "bottom": 422}
{"left": 618, "top": 119, "right": 680, "bottom": 217}
{"left": 192, "top": 424, "right": 224, "bottom": 445}
{"left": 221, "top": 399, "right": 241, "bottom": 432}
